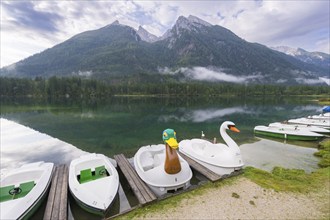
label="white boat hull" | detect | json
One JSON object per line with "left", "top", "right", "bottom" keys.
{"left": 307, "top": 114, "right": 330, "bottom": 120}
{"left": 288, "top": 118, "right": 330, "bottom": 129}
{"left": 68, "top": 153, "right": 119, "bottom": 215}
{"left": 254, "top": 125, "right": 324, "bottom": 140}
{"left": 134, "top": 144, "right": 192, "bottom": 197}
{"left": 269, "top": 122, "right": 330, "bottom": 134}
{"left": 0, "top": 161, "right": 54, "bottom": 220}
{"left": 179, "top": 139, "right": 244, "bottom": 176}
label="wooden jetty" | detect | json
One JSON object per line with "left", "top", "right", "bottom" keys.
{"left": 114, "top": 154, "right": 157, "bottom": 205}
{"left": 178, "top": 152, "right": 221, "bottom": 182}
{"left": 43, "top": 164, "right": 68, "bottom": 220}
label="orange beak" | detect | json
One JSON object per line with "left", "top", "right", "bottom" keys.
{"left": 230, "top": 126, "right": 240, "bottom": 133}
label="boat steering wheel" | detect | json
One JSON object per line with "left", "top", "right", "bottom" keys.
{"left": 9, "top": 187, "right": 22, "bottom": 195}
{"left": 99, "top": 168, "right": 106, "bottom": 175}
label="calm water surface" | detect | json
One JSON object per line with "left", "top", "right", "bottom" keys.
{"left": 0, "top": 96, "right": 323, "bottom": 219}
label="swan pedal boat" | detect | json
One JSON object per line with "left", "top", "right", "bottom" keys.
{"left": 254, "top": 125, "right": 324, "bottom": 141}
{"left": 69, "top": 153, "right": 119, "bottom": 215}
{"left": 134, "top": 144, "right": 193, "bottom": 197}
{"left": 0, "top": 161, "right": 54, "bottom": 220}
{"left": 179, "top": 121, "right": 244, "bottom": 176}
{"left": 269, "top": 122, "right": 330, "bottom": 134}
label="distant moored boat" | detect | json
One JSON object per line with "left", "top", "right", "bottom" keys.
{"left": 254, "top": 125, "right": 324, "bottom": 141}
{"left": 269, "top": 122, "right": 330, "bottom": 134}
{"left": 322, "top": 106, "right": 330, "bottom": 113}
{"left": 288, "top": 118, "right": 330, "bottom": 129}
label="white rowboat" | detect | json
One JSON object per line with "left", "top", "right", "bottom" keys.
{"left": 254, "top": 125, "right": 324, "bottom": 141}
{"left": 269, "top": 122, "right": 330, "bottom": 134}
{"left": 0, "top": 161, "right": 54, "bottom": 220}
{"left": 288, "top": 118, "right": 330, "bottom": 129}
{"left": 68, "top": 153, "right": 119, "bottom": 215}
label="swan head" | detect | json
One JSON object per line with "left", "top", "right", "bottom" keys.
{"left": 162, "top": 129, "right": 178, "bottom": 149}
{"left": 221, "top": 121, "right": 240, "bottom": 133}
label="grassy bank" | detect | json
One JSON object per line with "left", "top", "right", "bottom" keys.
{"left": 244, "top": 139, "right": 329, "bottom": 193}
{"left": 314, "top": 139, "right": 330, "bottom": 168}
{"left": 318, "top": 97, "right": 330, "bottom": 105}
{"left": 244, "top": 166, "right": 329, "bottom": 193}
{"left": 116, "top": 140, "right": 330, "bottom": 219}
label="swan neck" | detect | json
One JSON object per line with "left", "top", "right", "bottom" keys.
{"left": 220, "top": 127, "right": 238, "bottom": 148}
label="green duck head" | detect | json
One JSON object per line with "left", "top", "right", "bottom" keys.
{"left": 162, "top": 128, "right": 178, "bottom": 149}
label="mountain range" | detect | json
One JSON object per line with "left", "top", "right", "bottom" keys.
{"left": 1, "top": 15, "right": 329, "bottom": 85}
{"left": 270, "top": 46, "right": 329, "bottom": 70}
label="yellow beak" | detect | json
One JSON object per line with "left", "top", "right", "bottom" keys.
{"left": 166, "top": 137, "right": 179, "bottom": 149}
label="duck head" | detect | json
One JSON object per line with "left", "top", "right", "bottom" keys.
{"left": 163, "top": 129, "right": 181, "bottom": 174}
{"left": 163, "top": 128, "right": 178, "bottom": 149}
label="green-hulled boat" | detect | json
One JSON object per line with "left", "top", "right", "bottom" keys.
{"left": 254, "top": 125, "right": 324, "bottom": 141}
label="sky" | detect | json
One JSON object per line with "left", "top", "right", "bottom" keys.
{"left": 1, "top": 0, "right": 329, "bottom": 68}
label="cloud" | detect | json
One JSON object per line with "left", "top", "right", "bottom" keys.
{"left": 0, "top": 118, "right": 87, "bottom": 169}
{"left": 319, "top": 77, "right": 330, "bottom": 86}
{"left": 1, "top": 1, "right": 62, "bottom": 33}
{"left": 72, "top": 70, "right": 93, "bottom": 77}
{"left": 221, "top": 1, "right": 330, "bottom": 53}
{"left": 159, "top": 66, "right": 263, "bottom": 83}
{"left": 158, "top": 106, "right": 248, "bottom": 123}
{"left": 295, "top": 77, "right": 328, "bottom": 85}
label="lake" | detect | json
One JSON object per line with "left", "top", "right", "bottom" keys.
{"left": 0, "top": 95, "right": 323, "bottom": 219}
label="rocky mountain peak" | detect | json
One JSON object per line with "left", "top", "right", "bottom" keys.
{"left": 111, "top": 20, "right": 120, "bottom": 26}
{"left": 187, "top": 15, "right": 212, "bottom": 26}
{"left": 161, "top": 15, "right": 211, "bottom": 41}
{"left": 137, "top": 26, "right": 159, "bottom": 43}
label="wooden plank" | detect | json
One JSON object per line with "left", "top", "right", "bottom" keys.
{"left": 59, "top": 165, "right": 68, "bottom": 220}
{"left": 115, "top": 156, "right": 145, "bottom": 203}
{"left": 114, "top": 155, "right": 149, "bottom": 204}
{"left": 118, "top": 155, "right": 156, "bottom": 201}
{"left": 43, "top": 166, "right": 59, "bottom": 220}
{"left": 178, "top": 152, "right": 221, "bottom": 182}
{"left": 51, "top": 165, "right": 64, "bottom": 219}
{"left": 114, "top": 154, "right": 157, "bottom": 205}
{"left": 43, "top": 164, "right": 68, "bottom": 220}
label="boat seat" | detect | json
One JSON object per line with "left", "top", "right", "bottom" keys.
{"left": 15, "top": 181, "right": 35, "bottom": 199}
{"left": 95, "top": 165, "right": 108, "bottom": 179}
{"left": 153, "top": 153, "right": 163, "bottom": 167}
{"left": 140, "top": 152, "right": 154, "bottom": 171}
{"left": 80, "top": 169, "right": 93, "bottom": 184}
{"left": 0, "top": 185, "right": 15, "bottom": 202}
